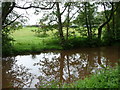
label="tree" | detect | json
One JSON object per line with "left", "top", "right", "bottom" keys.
{"left": 2, "top": 2, "right": 24, "bottom": 56}
{"left": 2, "top": 1, "right": 55, "bottom": 56}
{"left": 2, "top": 2, "right": 15, "bottom": 28}
{"left": 2, "top": 1, "right": 71, "bottom": 48}
{"left": 66, "top": 3, "right": 71, "bottom": 41}
{"left": 114, "top": 2, "right": 120, "bottom": 41}
{"left": 97, "top": 2, "right": 120, "bottom": 40}
{"left": 2, "top": 1, "right": 120, "bottom": 53}
{"left": 2, "top": 1, "right": 56, "bottom": 28}
{"left": 63, "top": 2, "right": 80, "bottom": 40}
{"left": 55, "top": 2, "right": 65, "bottom": 46}
{"left": 73, "top": 2, "right": 97, "bottom": 39}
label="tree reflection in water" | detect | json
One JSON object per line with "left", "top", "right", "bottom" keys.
{"left": 2, "top": 57, "right": 35, "bottom": 88}
{"left": 34, "top": 47, "right": 118, "bottom": 88}
{"left": 2, "top": 46, "right": 119, "bottom": 88}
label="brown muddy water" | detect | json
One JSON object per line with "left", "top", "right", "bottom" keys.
{"left": 2, "top": 46, "right": 120, "bottom": 88}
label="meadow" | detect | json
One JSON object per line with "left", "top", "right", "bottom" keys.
{"left": 12, "top": 27, "right": 62, "bottom": 55}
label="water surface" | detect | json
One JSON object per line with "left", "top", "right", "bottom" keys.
{"left": 2, "top": 46, "right": 119, "bottom": 88}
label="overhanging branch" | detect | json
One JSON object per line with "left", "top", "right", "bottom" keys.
{"left": 60, "top": 6, "right": 67, "bottom": 15}
{"left": 15, "top": 3, "right": 55, "bottom": 10}
{"left": 3, "top": 15, "right": 22, "bottom": 29}
{"left": 2, "top": 2, "right": 16, "bottom": 25}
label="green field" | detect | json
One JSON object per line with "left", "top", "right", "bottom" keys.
{"left": 12, "top": 27, "right": 62, "bottom": 55}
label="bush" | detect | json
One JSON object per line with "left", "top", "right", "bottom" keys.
{"left": 63, "top": 37, "right": 102, "bottom": 49}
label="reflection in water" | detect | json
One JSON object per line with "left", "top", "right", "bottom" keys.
{"left": 2, "top": 57, "right": 35, "bottom": 88}
{"left": 2, "top": 46, "right": 119, "bottom": 88}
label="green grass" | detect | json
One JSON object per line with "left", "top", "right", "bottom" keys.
{"left": 11, "top": 27, "right": 62, "bottom": 55}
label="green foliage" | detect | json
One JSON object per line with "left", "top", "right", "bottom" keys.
{"left": 94, "top": 11, "right": 106, "bottom": 25}
{"left": 31, "top": 28, "right": 49, "bottom": 37}
{"left": 2, "top": 22, "right": 22, "bottom": 57}
{"left": 2, "top": 27, "right": 14, "bottom": 56}
{"left": 39, "top": 80, "right": 61, "bottom": 88}
{"left": 73, "top": 2, "right": 99, "bottom": 39}
{"left": 63, "top": 37, "right": 102, "bottom": 49}
{"left": 102, "top": 30, "right": 114, "bottom": 45}
{"left": 2, "top": 2, "right": 25, "bottom": 57}
{"left": 74, "top": 2, "right": 97, "bottom": 26}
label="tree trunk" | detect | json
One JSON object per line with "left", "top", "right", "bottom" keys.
{"left": 112, "top": 6, "right": 115, "bottom": 38}
{"left": 98, "top": 3, "right": 118, "bottom": 40}
{"left": 103, "top": 3, "right": 110, "bottom": 32}
{"left": 85, "top": 3, "right": 90, "bottom": 38}
{"left": 98, "top": 20, "right": 111, "bottom": 40}
{"left": 111, "top": 3, "right": 116, "bottom": 39}
{"left": 56, "top": 2, "right": 65, "bottom": 46}
{"left": 66, "top": 4, "right": 70, "bottom": 41}
{"left": 2, "top": 2, "right": 15, "bottom": 27}
{"left": 88, "top": 12, "right": 92, "bottom": 39}
{"left": 115, "top": 2, "right": 120, "bottom": 40}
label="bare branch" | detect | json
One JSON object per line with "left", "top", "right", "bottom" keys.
{"left": 48, "top": 19, "right": 58, "bottom": 24}
{"left": 60, "top": 6, "right": 67, "bottom": 15}
{"left": 15, "top": 3, "right": 55, "bottom": 10}
{"left": 41, "top": 3, "right": 50, "bottom": 7}
{"left": 3, "top": 15, "right": 22, "bottom": 29}
{"left": 63, "top": 8, "right": 79, "bottom": 24}
{"left": 69, "top": 9, "right": 80, "bottom": 21}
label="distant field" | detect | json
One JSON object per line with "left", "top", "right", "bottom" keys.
{"left": 13, "top": 27, "right": 39, "bottom": 43}
{"left": 12, "top": 26, "right": 80, "bottom": 46}
{"left": 12, "top": 26, "right": 83, "bottom": 42}
{"left": 12, "top": 27, "right": 62, "bottom": 54}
